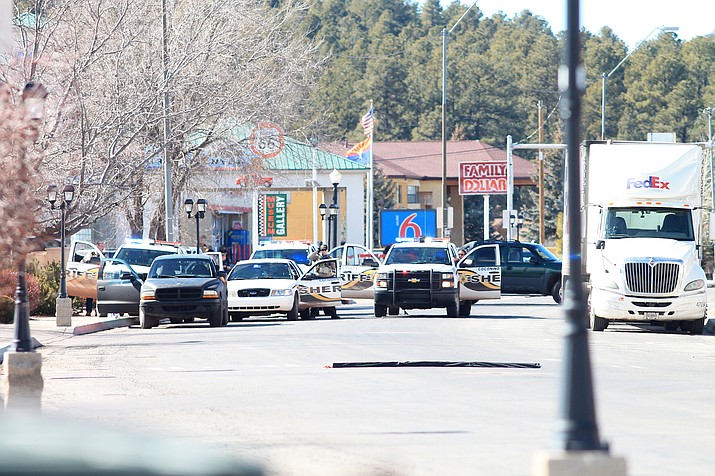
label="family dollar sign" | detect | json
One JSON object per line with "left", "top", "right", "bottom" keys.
{"left": 459, "top": 162, "right": 507, "bottom": 195}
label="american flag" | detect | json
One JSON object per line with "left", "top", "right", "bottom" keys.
{"left": 360, "top": 107, "right": 374, "bottom": 136}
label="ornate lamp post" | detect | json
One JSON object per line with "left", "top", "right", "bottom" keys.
{"left": 184, "top": 198, "right": 207, "bottom": 253}
{"left": 47, "top": 184, "right": 75, "bottom": 299}
{"left": 329, "top": 169, "right": 341, "bottom": 249}
{"left": 2, "top": 82, "right": 49, "bottom": 410}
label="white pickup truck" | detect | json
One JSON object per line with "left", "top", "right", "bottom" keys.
{"left": 373, "top": 240, "right": 502, "bottom": 317}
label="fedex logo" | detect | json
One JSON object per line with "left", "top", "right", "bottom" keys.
{"left": 626, "top": 176, "right": 670, "bottom": 190}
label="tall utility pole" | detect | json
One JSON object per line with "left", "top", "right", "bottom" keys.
{"left": 161, "top": 0, "right": 174, "bottom": 241}
{"left": 538, "top": 101, "right": 545, "bottom": 244}
{"left": 441, "top": 0, "right": 480, "bottom": 239}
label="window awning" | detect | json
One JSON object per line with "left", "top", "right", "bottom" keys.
{"left": 208, "top": 204, "right": 252, "bottom": 214}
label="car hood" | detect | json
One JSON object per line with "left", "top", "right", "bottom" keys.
{"left": 143, "top": 277, "right": 222, "bottom": 289}
{"left": 227, "top": 278, "right": 297, "bottom": 290}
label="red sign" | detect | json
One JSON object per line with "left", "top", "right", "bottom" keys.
{"left": 459, "top": 161, "right": 507, "bottom": 195}
{"left": 250, "top": 122, "right": 285, "bottom": 159}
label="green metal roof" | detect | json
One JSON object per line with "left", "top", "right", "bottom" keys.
{"left": 266, "top": 136, "right": 369, "bottom": 172}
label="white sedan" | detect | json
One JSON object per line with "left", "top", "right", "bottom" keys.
{"left": 226, "top": 258, "right": 343, "bottom": 321}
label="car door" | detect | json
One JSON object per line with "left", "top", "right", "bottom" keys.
{"left": 457, "top": 243, "right": 502, "bottom": 301}
{"left": 66, "top": 240, "right": 105, "bottom": 300}
{"left": 333, "top": 244, "right": 381, "bottom": 299}
{"left": 296, "top": 258, "right": 342, "bottom": 307}
{"left": 502, "top": 243, "right": 544, "bottom": 293}
{"left": 96, "top": 258, "right": 143, "bottom": 316}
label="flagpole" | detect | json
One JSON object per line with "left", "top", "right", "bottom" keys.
{"left": 367, "top": 100, "right": 374, "bottom": 250}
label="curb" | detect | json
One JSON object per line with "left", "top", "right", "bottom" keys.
{"left": 72, "top": 317, "right": 137, "bottom": 336}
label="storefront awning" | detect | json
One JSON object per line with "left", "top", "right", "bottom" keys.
{"left": 208, "top": 205, "right": 252, "bottom": 214}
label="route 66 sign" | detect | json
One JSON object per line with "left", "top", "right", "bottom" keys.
{"left": 250, "top": 122, "right": 285, "bottom": 159}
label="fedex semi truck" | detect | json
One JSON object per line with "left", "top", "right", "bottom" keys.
{"left": 581, "top": 141, "right": 707, "bottom": 334}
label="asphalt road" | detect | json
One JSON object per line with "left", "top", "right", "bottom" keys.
{"left": 19, "top": 297, "right": 715, "bottom": 475}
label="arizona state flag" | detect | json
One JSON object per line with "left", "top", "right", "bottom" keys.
{"left": 346, "top": 137, "right": 371, "bottom": 166}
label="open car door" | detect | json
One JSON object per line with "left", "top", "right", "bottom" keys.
{"left": 330, "top": 243, "right": 381, "bottom": 299}
{"left": 96, "top": 258, "right": 143, "bottom": 317}
{"left": 457, "top": 243, "right": 502, "bottom": 301}
{"left": 297, "top": 258, "right": 342, "bottom": 309}
{"left": 66, "top": 240, "right": 105, "bottom": 300}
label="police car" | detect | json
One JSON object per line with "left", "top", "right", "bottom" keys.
{"left": 227, "top": 258, "right": 342, "bottom": 320}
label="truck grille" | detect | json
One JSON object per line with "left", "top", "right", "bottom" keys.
{"left": 393, "top": 271, "right": 439, "bottom": 291}
{"left": 155, "top": 288, "right": 203, "bottom": 300}
{"left": 624, "top": 262, "right": 679, "bottom": 294}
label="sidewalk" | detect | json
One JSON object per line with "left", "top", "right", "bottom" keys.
{"left": 0, "top": 315, "right": 136, "bottom": 363}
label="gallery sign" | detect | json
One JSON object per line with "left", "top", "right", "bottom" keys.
{"left": 264, "top": 194, "right": 287, "bottom": 237}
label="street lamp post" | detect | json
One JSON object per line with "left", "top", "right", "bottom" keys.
{"left": 47, "top": 184, "right": 75, "bottom": 299}
{"left": 600, "top": 26, "right": 678, "bottom": 140}
{"left": 184, "top": 198, "right": 207, "bottom": 253}
{"left": 441, "top": 0, "right": 480, "bottom": 238}
{"left": 329, "top": 169, "right": 341, "bottom": 250}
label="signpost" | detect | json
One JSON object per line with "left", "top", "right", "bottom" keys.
{"left": 459, "top": 161, "right": 507, "bottom": 240}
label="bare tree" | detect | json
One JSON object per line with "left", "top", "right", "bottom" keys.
{"left": 2, "top": 0, "right": 323, "bottom": 239}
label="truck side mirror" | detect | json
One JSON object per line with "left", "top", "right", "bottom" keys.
{"left": 119, "top": 271, "right": 134, "bottom": 281}
{"left": 596, "top": 240, "right": 605, "bottom": 250}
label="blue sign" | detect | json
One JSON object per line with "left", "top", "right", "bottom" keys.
{"left": 380, "top": 209, "right": 437, "bottom": 246}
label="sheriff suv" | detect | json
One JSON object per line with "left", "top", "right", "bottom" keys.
{"left": 462, "top": 240, "right": 562, "bottom": 303}
{"left": 374, "top": 240, "right": 503, "bottom": 317}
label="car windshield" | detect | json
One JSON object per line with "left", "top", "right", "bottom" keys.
{"left": 149, "top": 258, "right": 215, "bottom": 278}
{"left": 252, "top": 249, "right": 311, "bottom": 265}
{"left": 115, "top": 247, "right": 176, "bottom": 267}
{"left": 386, "top": 247, "right": 452, "bottom": 265}
{"left": 228, "top": 262, "right": 295, "bottom": 280}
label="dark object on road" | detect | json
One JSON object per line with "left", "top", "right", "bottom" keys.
{"left": 329, "top": 360, "right": 541, "bottom": 369}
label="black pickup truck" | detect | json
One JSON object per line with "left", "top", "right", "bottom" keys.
{"left": 462, "top": 240, "right": 562, "bottom": 303}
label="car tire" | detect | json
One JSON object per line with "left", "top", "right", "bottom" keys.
{"left": 287, "top": 295, "right": 299, "bottom": 321}
{"left": 374, "top": 304, "right": 387, "bottom": 317}
{"left": 589, "top": 305, "right": 608, "bottom": 331}
{"left": 664, "top": 321, "right": 679, "bottom": 331}
{"left": 551, "top": 280, "right": 562, "bottom": 304}
{"left": 326, "top": 306, "right": 339, "bottom": 319}
{"left": 446, "top": 301, "right": 459, "bottom": 318}
{"left": 458, "top": 300, "right": 472, "bottom": 317}
{"left": 208, "top": 308, "right": 222, "bottom": 327}
{"left": 682, "top": 316, "right": 705, "bottom": 335}
{"left": 222, "top": 304, "right": 229, "bottom": 326}
{"left": 299, "top": 308, "right": 311, "bottom": 320}
{"left": 139, "top": 308, "right": 156, "bottom": 329}
{"left": 310, "top": 308, "right": 320, "bottom": 318}
{"left": 388, "top": 306, "right": 399, "bottom": 316}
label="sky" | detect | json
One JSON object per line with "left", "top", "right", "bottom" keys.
{"left": 437, "top": 0, "right": 713, "bottom": 50}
